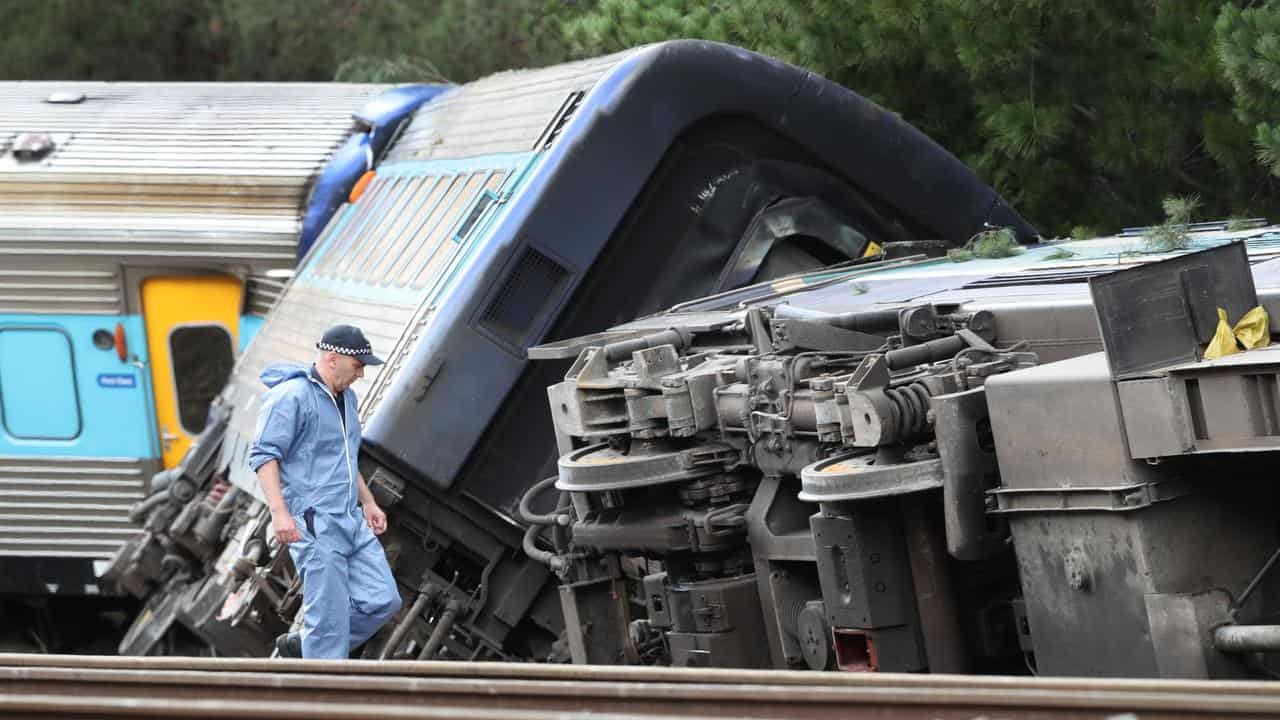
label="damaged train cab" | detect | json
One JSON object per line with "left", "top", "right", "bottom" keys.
{"left": 105, "top": 40, "right": 1029, "bottom": 661}
{"left": 533, "top": 229, "right": 1280, "bottom": 678}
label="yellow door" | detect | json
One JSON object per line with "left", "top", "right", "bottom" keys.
{"left": 141, "top": 276, "right": 243, "bottom": 468}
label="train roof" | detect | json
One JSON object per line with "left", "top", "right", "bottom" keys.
{"left": 0, "top": 82, "right": 385, "bottom": 313}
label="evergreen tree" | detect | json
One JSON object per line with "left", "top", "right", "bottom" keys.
{"left": 1217, "top": 2, "right": 1280, "bottom": 180}
{"left": 0, "top": 0, "right": 217, "bottom": 80}
{"left": 564, "top": 0, "right": 1274, "bottom": 235}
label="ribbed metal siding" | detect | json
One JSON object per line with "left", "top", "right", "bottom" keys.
{"left": 245, "top": 273, "right": 289, "bottom": 316}
{"left": 0, "top": 267, "right": 122, "bottom": 315}
{"left": 224, "top": 282, "right": 418, "bottom": 441}
{"left": 385, "top": 50, "right": 636, "bottom": 163}
{"left": 0, "top": 457, "right": 152, "bottom": 558}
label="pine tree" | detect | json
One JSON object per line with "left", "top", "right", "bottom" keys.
{"left": 1216, "top": 2, "right": 1280, "bottom": 178}
{"left": 563, "top": 0, "right": 1275, "bottom": 235}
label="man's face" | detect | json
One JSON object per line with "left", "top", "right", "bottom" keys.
{"left": 327, "top": 352, "right": 366, "bottom": 392}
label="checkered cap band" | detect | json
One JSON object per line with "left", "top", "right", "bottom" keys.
{"left": 317, "top": 341, "right": 372, "bottom": 356}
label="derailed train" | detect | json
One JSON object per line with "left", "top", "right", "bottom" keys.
{"left": 107, "top": 41, "right": 1280, "bottom": 678}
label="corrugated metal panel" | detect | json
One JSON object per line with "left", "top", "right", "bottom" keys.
{"left": 224, "top": 283, "right": 418, "bottom": 441}
{"left": 245, "top": 273, "right": 288, "bottom": 316}
{"left": 385, "top": 50, "right": 638, "bottom": 162}
{"left": 0, "top": 82, "right": 386, "bottom": 286}
{"left": 0, "top": 456, "right": 153, "bottom": 558}
{"left": 0, "top": 267, "right": 122, "bottom": 314}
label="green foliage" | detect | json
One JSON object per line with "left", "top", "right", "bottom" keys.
{"left": 564, "top": 0, "right": 1275, "bottom": 238}
{"left": 0, "top": 0, "right": 216, "bottom": 80}
{"left": 0, "top": 0, "right": 566, "bottom": 83}
{"left": 3, "top": 0, "right": 1280, "bottom": 240}
{"left": 1216, "top": 2, "right": 1280, "bottom": 175}
{"left": 946, "top": 227, "right": 1022, "bottom": 262}
{"left": 1043, "top": 247, "right": 1078, "bottom": 261}
{"left": 971, "top": 227, "right": 1023, "bottom": 258}
{"left": 1144, "top": 195, "right": 1201, "bottom": 252}
{"left": 335, "top": 55, "right": 449, "bottom": 84}
{"left": 1069, "top": 226, "right": 1099, "bottom": 240}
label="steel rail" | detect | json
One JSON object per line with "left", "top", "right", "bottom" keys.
{"left": 3, "top": 655, "right": 1280, "bottom": 719}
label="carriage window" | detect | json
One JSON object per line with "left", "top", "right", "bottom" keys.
{"left": 169, "top": 325, "right": 234, "bottom": 434}
{"left": 302, "top": 165, "right": 517, "bottom": 291}
{"left": 0, "top": 328, "right": 80, "bottom": 439}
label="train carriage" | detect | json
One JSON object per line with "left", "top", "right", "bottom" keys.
{"left": 111, "top": 40, "right": 1031, "bottom": 658}
{"left": 0, "top": 82, "right": 408, "bottom": 639}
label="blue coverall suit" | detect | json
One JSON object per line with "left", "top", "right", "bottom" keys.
{"left": 248, "top": 363, "right": 402, "bottom": 659}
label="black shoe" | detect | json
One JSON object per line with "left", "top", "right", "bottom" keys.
{"left": 274, "top": 632, "right": 302, "bottom": 658}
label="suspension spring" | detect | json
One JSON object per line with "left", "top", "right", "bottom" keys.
{"left": 884, "top": 382, "right": 932, "bottom": 439}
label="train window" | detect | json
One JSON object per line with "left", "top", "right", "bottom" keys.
{"left": 335, "top": 176, "right": 409, "bottom": 278}
{"left": 304, "top": 165, "right": 516, "bottom": 288}
{"left": 0, "top": 328, "right": 81, "bottom": 440}
{"left": 454, "top": 190, "right": 497, "bottom": 243}
{"left": 313, "top": 176, "right": 388, "bottom": 278}
{"left": 410, "top": 171, "right": 489, "bottom": 289}
{"left": 393, "top": 175, "right": 466, "bottom": 287}
{"left": 369, "top": 176, "right": 440, "bottom": 284}
{"left": 351, "top": 175, "right": 427, "bottom": 280}
{"left": 169, "top": 325, "right": 234, "bottom": 434}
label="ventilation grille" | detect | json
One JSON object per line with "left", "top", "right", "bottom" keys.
{"left": 0, "top": 268, "right": 122, "bottom": 314}
{"left": 246, "top": 274, "right": 288, "bottom": 316}
{"left": 478, "top": 246, "right": 570, "bottom": 351}
{"left": 0, "top": 456, "right": 149, "bottom": 558}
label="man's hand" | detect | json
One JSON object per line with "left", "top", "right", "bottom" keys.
{"left": 271, "top": 508, "right": 302, "bottom": 545}
{"left": 363, "top": 502, "right": 388, "bottom": 535}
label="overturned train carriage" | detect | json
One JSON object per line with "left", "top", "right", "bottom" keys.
{"left": 538, "top": 229, "right": 1280, "bottom": 678}
{"left": 108, "top": 40, "right": 1030, "bottom": 660}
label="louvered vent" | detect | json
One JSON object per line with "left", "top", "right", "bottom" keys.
{"left": 478, "top": 245, "right": 570, "bottom": 351}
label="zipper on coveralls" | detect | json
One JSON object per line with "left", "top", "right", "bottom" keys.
{"left": 309, "top": 376, "right": 356, "bottom": 513}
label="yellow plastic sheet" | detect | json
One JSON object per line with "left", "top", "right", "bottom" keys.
{"left": 1203, "top": 305, "right": 1271, "bottom": 360}
{"left": 1205, "top": 308, "right": 1240, "bottom": 360}
{"left": 1233, "top": 305, "right": 1271, "bottom": 350}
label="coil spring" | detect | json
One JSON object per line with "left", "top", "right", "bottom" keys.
{"left": 884, "top": 382, "right": 932, "bottom": 440}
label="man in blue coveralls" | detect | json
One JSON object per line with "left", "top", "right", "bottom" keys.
{"left": 249, "top": 324, "right": 402, "bottom": 659}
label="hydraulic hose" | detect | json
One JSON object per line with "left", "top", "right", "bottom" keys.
{"left": 417, "top": 600, "right": 461, "bottom": 660}
{"left": 523, "top": 524, "right": 560, "bottom": 570}
{"left": 379, "top": 585, "right": 439, "bottom": 660}
{"left": 519, "top": 476, "right": 571, "bottom": 527}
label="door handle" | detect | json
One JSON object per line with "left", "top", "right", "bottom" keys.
{"left": 160, "top": 425, "right": 180, "bottom": 453}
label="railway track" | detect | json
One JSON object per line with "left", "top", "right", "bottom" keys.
{"left": 2, "top": 654, "right": 1278, "bottom": 719}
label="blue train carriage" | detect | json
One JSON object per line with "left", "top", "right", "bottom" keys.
{"left": 0, "top": 82, "right": 433, "bottom": 641}
{"left": 110, "top": 40, "right": 1032, "bottom": 658}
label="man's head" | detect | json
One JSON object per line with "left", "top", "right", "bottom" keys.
{"left": 314, "top": 325, "right": 384, "bottom": 393}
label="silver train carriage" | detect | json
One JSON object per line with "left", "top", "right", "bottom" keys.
{"left": 108, "top": 40, "right": 1031, "bottom": 659}
{"left": 0, "top": 81, "right": 427, "bottom": 649}
{"left": 536, "top": 225, "right": 1280, "bottom": 678}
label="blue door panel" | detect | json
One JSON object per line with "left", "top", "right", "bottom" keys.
{"left": 0, "top": 315, "right": 155, "bottom": 458}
